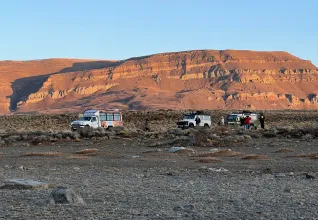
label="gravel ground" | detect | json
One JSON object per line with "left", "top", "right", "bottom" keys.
{"left": 0, "top": 137, "right": 318, "bottom": 219}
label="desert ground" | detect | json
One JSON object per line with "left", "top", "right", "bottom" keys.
{"left": 0, "top": 110, "right": 318, "bottom": 219}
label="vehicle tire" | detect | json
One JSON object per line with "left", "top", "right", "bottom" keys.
{"left": 107, "top": 126, "right": 113, "bottom": 131}
{"left": 204, "top": 124, "right": 209, "bottom": 128}
{"left": 189, "top": 123, "right": 194, "bottom": 128}
{"left": 250, "top": 124, "right": 257, "bottom": 130}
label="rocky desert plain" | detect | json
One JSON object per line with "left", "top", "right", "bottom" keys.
{"left": 0, "top": 50, "right": 318, "bottom": 219}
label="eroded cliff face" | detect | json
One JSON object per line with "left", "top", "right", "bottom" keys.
{"left": 0, "top": 59, "right": 117, "bottom": 113}
{"left": 1, "top": 50, "right": 318, "bottom": 113}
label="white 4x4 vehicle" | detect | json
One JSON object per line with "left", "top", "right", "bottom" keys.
{"left": 176, "top": 112, "right": 212, "bottom": 128}
{"left": 225, "top": 111, "right": 260, "bottom": 129}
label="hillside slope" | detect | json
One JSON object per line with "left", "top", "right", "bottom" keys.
{"left": 1, "top": 50, "right": 318, "bottom": 114}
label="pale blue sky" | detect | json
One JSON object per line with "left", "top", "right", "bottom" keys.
{"left": 0, "top": 0, "right": 317, "bottom": 65}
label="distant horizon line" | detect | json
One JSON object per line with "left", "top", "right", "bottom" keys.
{"left": 0, "top": 48, "right": 316, "bottom": 65}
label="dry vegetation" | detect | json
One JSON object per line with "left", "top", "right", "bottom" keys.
{"left": 241, "top": 154, "right": 269, "bottom": 160}
{"left": 74, "top": 148, "right": 99, "bottom": 155}
{"left": 275, "top": 148, "right": 295, "bottom": 153}
{"left": 197, "top": 157, "right": 222, "bottom": 163}
{"left": 1, "top": 109, "right": 317, "bottom": 133}
{"left": 22, "top": 152, "right": 64, "bottom": 157}
{"left": 287, "top": 153, "right": 318, "bottom": 159}
{"left": 196, "top": 150, "right": 242, "bottom": 157}
{"left": 1, "top": 110, "right": 318, "bottom": 219}
{"left": 0, "top": 110, "right": 317, "bottom": 148}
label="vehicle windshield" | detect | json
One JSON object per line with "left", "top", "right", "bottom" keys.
{"left": 79, "top": 117, "right": 92, "bottom": 121}
{"left": 183, "top": 114, "right": 195, "bottom": 119}
{"left": 227, "top": 115, "right": 237, "bottom": 121}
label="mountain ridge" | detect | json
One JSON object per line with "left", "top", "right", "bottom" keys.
{"left": 1, "top": 49, "right": 318, "bottom": 114}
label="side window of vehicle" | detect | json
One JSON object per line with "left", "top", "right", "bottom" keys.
{"left": 100, "top": 114, "right": 106, "bottom": 121}
{"left": 114, "top": 113, "right": 121, "bottom": 121}
{"left": 106, "top": 113, "right": 114, "bottom": 121}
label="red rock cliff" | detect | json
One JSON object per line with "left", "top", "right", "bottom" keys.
{"left": 1, "top": 50, "right": 318, "bottom": 113}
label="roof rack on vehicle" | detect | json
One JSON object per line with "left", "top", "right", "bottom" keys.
{"left": 104, "top": 109, "right": 120, "bottom": 111}
{"left": 242, "top": 110, "right": 253, "bottom": 114}
{"left": 196, "top": 110, "right": 205, "bottom": 114}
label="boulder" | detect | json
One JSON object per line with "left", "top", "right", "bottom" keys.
{"left": 49, "top": 186, "right": 85, "bottom": 205}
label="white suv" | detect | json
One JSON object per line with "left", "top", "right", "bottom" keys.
{"left": 176, "top": 112, "right": 212, "bottom": 128}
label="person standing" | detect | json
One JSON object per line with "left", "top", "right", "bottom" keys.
{"left": 220, "top": 116, "right": 225, "bottom": 126}
{"left": 195, "top": 116, "right": 201, "bottom": 127}
{"left": 260, "top": 112, "right": 265, "bottom": 129}
{"left": 144, "top": 119, "right": 150, "bottom": 131}
{"left": 240, "top": 116, "right": 245, "bottom": 128}
{"left": 244, "top": 115, "right": 252, "bottom": 130}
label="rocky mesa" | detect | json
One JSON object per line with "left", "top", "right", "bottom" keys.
{"left": 1, "top": 50, "right": 318, "bottom": 114}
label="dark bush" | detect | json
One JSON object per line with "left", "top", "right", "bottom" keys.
{"left": 263, "top": 131, "right": 277, "bottom": 138}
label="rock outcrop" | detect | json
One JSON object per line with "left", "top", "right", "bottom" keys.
{"left": 1, "top": 50, "right": 318, "bottom": 113}
{"left": 49, "top": 186, "right": 85, "bottom": 205}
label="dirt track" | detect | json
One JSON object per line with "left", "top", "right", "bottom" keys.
{"left": 1, "top": 132, "right": 318, "bottom": 219}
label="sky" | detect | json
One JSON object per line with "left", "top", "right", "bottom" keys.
{"left": 0, "top": 0, "right": 317, "bottom": 66}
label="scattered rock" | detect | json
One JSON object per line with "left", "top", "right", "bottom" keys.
{"left": 243, "top": 135, "right": 252, "bottom": 140}
{"left": 142, "top": 149, "right": 163, "bottom": 154}
{"left": 302, "top": 134, "right": 313, "bottom": 141}
{"left": 124, "top": 155, "right": 141, "bottom": 159}
{"left": 49, "top": 186, "right": 85, "bottom": 205}
{"left": 173, "top": 204, "right": 195, "bottom": 212}
{"left": 209, "top": 148, "right": 219, "bottom": 152}
{"left": 166, "top": 170, "right": 179, "bottom": 176}
{"left": 208, "top": 167, "right": 228, "bottom": 172}
{"left": 0, "top": 179, "right": 52, "bottom": 190}
{"left": 209, "top": 134, "right": 220, "bottom": 139}
{"left": 305, "top": 174, "right": 315, "bottom": 179}
{"left": 173, "top": 205, "right": 184, "bottom": 211}
{"left": 177, "top": 148, "right": 196, "bottom": 154}
{"left": 273, "top": 173, "right": 286, "bottom": 178}
{"left": 198, "top": 149, "right": 241, "bottom": 157}
{"left": 168, "top": 146, "right": 185, "bottom": 153}
{"left": 198, "top": 166, "right": 209, "bottom": 173}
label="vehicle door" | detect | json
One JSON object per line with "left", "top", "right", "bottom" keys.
{"left": 106, "top": 113, "right": 114, "bottom": 128}
{"left": 91, "top": 116, "right": 99, "bottom": 128}
{"left": 199, "top": 115, "right": 204, "bottom": 126}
